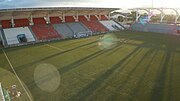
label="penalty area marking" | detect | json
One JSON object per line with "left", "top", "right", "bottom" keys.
{"left": 45, "top": 44, "right": 65, "bottom": 52}
{"left": 2, "top": 49, "right": 33, "bottom": 101}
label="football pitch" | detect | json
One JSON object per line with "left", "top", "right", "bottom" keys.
{"left": 0, "top": 30, "right": 180, "bottom": 101}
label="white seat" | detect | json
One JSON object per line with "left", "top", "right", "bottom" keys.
{"left": 3, "top": 27, "right": 35, "bottom": 45}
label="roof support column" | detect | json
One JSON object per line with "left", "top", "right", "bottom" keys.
{"left": 107, "top": 13, "right": 110, "bottom": 20}
{"left": 76, "top": 11, "right": 79, "bottom": 22}
{"left": 136, "top": 10, "right": 141, "bottom": 22}
{"left": 99, "top": 14, "right": 101, "bottom": 20}
{"left": 73, "top": 12, "right": 79, "bottom": 22}
{"left": 136, "top": 9, "right": 141, "bottom": 22}
{"left": 160, "top": 9, "right": 165, "bottom": 23}
{"left": 174, "top": 9, "right": 179, "bottom": 23}
{"left": 29, "top": 14, "right": 34, "bottom": 25}
{"left": 60, "top": 13, "right": 65, "bottom": 22}
{"left": 11, "top": 16, "right": 15, "bottom": 27}
{"left": 160, "top": 14, "right": 165, "bottom": 23}
{"left": 46, "top": 13, "right": 50, "bottom": 24}
{"left": 85, "top": 15, "right": 90, "bottom": 21}
{"left": 95, "top": 15, "right": 100, "bottom": 20}
{"left": 175, "top": 15, "right": 179, "bottom": 24}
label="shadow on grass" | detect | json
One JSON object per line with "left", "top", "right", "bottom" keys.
{"left": 27, "top": 44, "right": 125, "bottom": 89}
{"left": 167, "top": 52, "right": 174, "bottom": 101}
{"left": 107, "top": 48, "right": 155, "bottom": 101}
{"left": 128, "top": 50, "right": 158, "bottom": 101}
{"left": 27, "top": 49, "right": 110, "bottom": 89}
{"left": 58, "top": 50, "right": 108, "bottom": 75}
{"left": 69, "top": 45, "right": 143, "bottom": 101}
{"left": 150, "top": 50, "right": 172, "bottom": 101}
{"left": 150, "top": 35, "right": 177, "bottom": 101}
{"left": 106, "top": 44, "right": 124, "bottom": 56}
{"left": 14, "top": 40, "right": 98, "bottom": 72}
{"left": 60, "top": 38, "right": 93, "bottom": 48}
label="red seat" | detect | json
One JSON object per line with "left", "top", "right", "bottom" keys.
{"left": 50, "top": 17, "right": 62, "bottom": 24}
{"left": 78, "top": 16, "right": 88, "bottom": 22}
{"left": 101, "top": 15, "right": 108, "bottom": 20}
{"left": 65, "top": 16, "right": 75, "bottom": 22}
{"left": 31, "top": 25, "right": 61, "bottom": 40}
{"left": 90, "top": 15, "right": 98, "bottom": 21}
{"left": 1, "top": 20, "right": 11, "bottom": 28}
{"left": 81, "top": 21, "right": 108, "bottom": 33}
{"left": 33, "top": 18, "right": 46, "bottom": 25}
{"left": 14, "top": 19, "right": 29, "bottom": 27}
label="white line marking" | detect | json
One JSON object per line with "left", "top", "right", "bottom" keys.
{"left": 2, "top": 49, "right": 33, "bottom": 101}
{"left": 45, "top": 44, "right": 65, "bottom": 51}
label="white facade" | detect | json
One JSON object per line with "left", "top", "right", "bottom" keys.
{"left": 100, "top": 20, "right": 123, "bottom": 31}
{"left": 3, "top": 27, "right": 35, "bottom": 45}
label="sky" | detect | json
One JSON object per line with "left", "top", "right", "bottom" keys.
{"left": 0, "top": 0, "right": 179, "bottom": 9}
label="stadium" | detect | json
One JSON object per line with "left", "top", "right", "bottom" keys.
{"left": 0, "top": 0, "right": 180, "bottom": 101}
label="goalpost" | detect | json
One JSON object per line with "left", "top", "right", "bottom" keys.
{"left": 0, "top": 83, "right": 5, "bottom": 101}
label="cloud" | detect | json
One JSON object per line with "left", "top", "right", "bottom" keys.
{"left": 0, "top": 0, "right": 103, "bottom": 9}
{"left": 0, "top": 0, "right": 179, "bottom": 9}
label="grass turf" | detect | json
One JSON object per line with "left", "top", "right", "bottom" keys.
{"left": 0, "top": 30, "right": 180, "bottom": 101}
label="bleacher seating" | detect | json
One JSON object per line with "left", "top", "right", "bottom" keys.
{"left": 53, "top": 24, "right": 74, "bottom": 39}
{"left": 101, "top": 15, "right": 108, "bottom": 20}
{"left": 100, "top": 20, "right": 123, "bottom": 31}
{"left": 14, "top": 19, "right": 29, "bottom": 27}
{"left": 65, "top": 16, "right": 75, "bottom": 22}
{"left": 66, "top": 22, "right": 90, "bottom": 35}
{"left": 50, "top": 17, "right": 62, "bottom": 24}
{"left": 33, "top": 18, "right": 46, "bottom": 25}
{"left": 81, "top": 21, "right": 108, "bottom": 33}
{"left": 90, "top": 15, "right": 98, "bottom": 21}
{"left": 31, "top": 25, "right": 61, "bottom": 40}
{"left": 1, "top": 20, "right": 11, "bottom": 28}
{"left": 78, "top": 16, "right": 88, "bottom": 21}
{"left": 0, "top": 14, "right": 122, "bottom": 47}
{"left": 3, "top": 27, "right": 36, "bottom": 45}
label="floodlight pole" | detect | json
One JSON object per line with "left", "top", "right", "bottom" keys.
{"left": 152, "top": 0, "right": 154, "bottom": 8}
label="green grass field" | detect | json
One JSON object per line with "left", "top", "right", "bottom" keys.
{"left": 0, "top": 30, "right": 180, "bottom": 101}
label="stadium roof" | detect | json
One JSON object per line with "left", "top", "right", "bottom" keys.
{"left": 0, "top": 7, "right": 119, "bottom": 20}
{"left": 129, "top": 7, "right": 180, "bottom": 23}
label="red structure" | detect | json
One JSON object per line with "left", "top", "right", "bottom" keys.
{"left": 1, "top": 20, "right": 11, "bottom": 28}
{"left": 33, "top": 18, "right": 46, "bottom": 25}
{"left": 50, "top": 17, "right": 62, "bottom": 24}
{"left": 65, "top": 16, "right": 75, "bottom": 22}
{"left": 78, "top": 16, "right": 88, "bottom": 22}
{"left": 90, "top": 15, "right": 98, "bottom": 21}
{"left": 31, "top": 25, "right": 61, "bottom": 40}
{"left": 14, "top": 19, "right": 29, "bottom": 27}
{"left": 101, "top": 15, "right": 108, "bottom": 20}
{"left": 81, "top": 21, "right": 108, "bottom": 33}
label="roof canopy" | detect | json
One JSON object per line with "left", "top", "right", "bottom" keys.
{"left": 129, "top": 7, "right": 180, "bottom": 23}
{"left": 0, "top": 7, "right": 119, "bottom": 20}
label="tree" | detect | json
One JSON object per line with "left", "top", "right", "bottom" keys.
{"left": 128, "top": 11, "right": 136, "bottom": 21}
{"left": 118, "top": 16, "right": 124, "bottom": 22}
